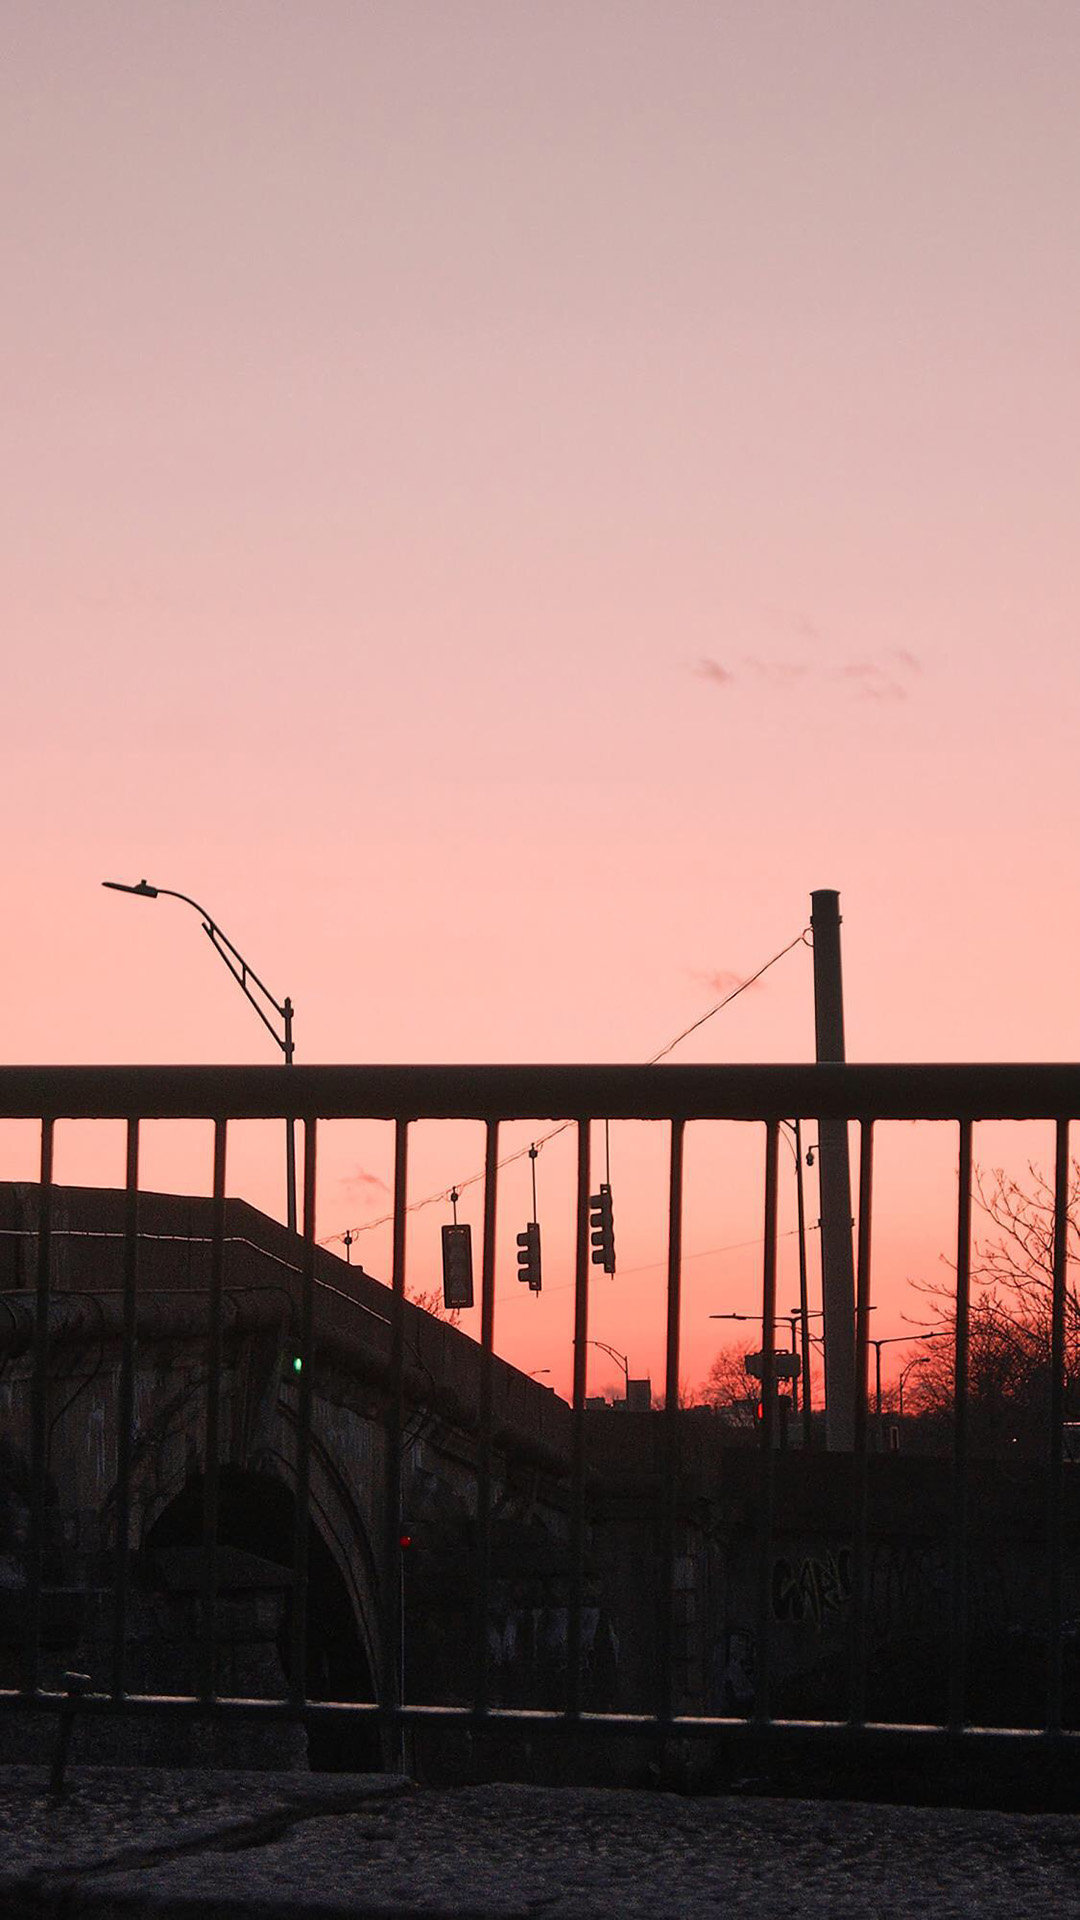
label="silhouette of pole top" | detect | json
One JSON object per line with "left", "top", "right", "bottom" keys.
{"left": 103, "top": 877, "right": 159, "bottom": 897}
{"left": 101, "top": 875, "right": 297, "bottom": 1230}
{"left": 101, "top": 878, "right": 291, "bottom": 1029}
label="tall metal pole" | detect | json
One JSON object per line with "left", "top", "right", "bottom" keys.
{"left": 810, "top": 888, "right": 856, "bottom": 1452}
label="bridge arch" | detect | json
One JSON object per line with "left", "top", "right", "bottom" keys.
{"left": 143, "top": 1462, "right": 382, "bottom": 1770}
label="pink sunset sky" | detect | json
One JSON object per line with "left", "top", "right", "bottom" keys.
{"left": 4, "top": 2, "right": 1079, "bottom": 1399}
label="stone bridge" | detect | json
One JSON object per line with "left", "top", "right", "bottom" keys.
{"left": 0, "top": 1179, "right": 586, "bottom": 1769}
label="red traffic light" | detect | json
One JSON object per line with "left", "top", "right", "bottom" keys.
{"left": 399, "top": 1531, "right": 412, "bottom": 1550}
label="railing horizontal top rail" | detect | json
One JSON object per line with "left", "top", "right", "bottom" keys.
{"left": 1, "top": 1061, "right": 1079, "bottom": 1122}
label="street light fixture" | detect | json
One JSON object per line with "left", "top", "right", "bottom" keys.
{"left": 868, "top": 1331, "right": 952, "bottom": 1445}
{"left": 586, "top": 1340, "right": 630, "bottom": 1401}
{"left": 898, "top": 1354, "right": 931, "bottom": 1419}
{"left": 102, "top": 879, "right": 298, "bottom": 1233}
{"left": 711, "top": 1307, "right": 834, "bottom": 1432}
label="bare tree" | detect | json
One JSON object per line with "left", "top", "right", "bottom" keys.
{"left": 407, "top": 1286, "right": 461, "bottom": 1328}
{"left": 701, "top": 1343, "right": 760, "bottom": 1430}
{"left": 970, "top": 1159, "right": 1080, "bottom": 1318}
{"left": 907, "top": 1159, "right": 1080, "bottom": 1455}
{"left": 651, "top": 1378, "right": 698, "bottom": 1411}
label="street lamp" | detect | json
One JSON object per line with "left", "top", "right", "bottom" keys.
{"left": 710, "top": 1309, "right": 825, "bottom": 1428}
{"left": 898, "top": 1354, "right": 931, "bottom": 1419}
{"left": 102, "top": 878, "right": 298, "bottom": 1233}
{"left": 586, "top": 1340, "right": 630, "bottom": 1402}
{"left": 868, "top": 1332, "right": 951, "bottom": 1445}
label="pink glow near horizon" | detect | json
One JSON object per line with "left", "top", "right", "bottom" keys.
{"left": 4, "top": 3, "right": 1079, "bottom": 1397}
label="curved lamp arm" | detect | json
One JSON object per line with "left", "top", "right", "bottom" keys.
{"left": 103, "top": 879, "right": 293, "bottom": 1059}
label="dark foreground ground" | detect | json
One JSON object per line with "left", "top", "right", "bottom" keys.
{"left": 0, "top": 1767, "right": 1079, "bottom": 1919}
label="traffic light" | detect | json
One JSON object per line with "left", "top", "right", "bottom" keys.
{"left": 589, "top": 1184, "right": 615, "bottom": 1274}
{"left": 516, "top": 1221, "right": 542, "bottom": 1292}
{"left": 441, "top": 1222, "right": 474, "bottom": 1309}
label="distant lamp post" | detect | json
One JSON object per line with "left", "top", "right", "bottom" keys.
{"left": 869, "top": 1335, "right": 920, "bottom": 1448}
{"left": 586, "top": 1340, "right": 630, "bottom": 1402}
{"left": 710, "top": 1309, "right": 813, "bottom": 1423}
{"left": 102, "top": 878, "right": 297, "bottom": 1234}
{"left": 870, "top": 1332, "right": 951, "bottom": 1446}
{"left": 898, "top": 1354, "right": 930, "bottom": 1419}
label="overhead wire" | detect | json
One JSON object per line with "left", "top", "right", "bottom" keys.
{"left": 325, "top": 925, "right": 811, "bottom": 1246}
{"left": 494, "top": 1220, "right": 820, "bottom": 1306}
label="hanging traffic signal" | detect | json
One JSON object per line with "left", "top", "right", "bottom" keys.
{"left": 441, "top": 1222, "right": 474, "bottom": 1309}
{"left": 589, "top": 1184, "right": 615, "bottom": 1274}
{"left": 516, "top": 1221, "right": 542, "bottom": 1292}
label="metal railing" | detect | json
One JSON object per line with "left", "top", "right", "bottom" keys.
{"left": 2, "top": 1062, "right": 1079, "bottom": 1786}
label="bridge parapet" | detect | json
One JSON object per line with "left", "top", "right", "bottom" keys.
{"left": 3, "top": 1061, "right": 1080, "bottom": 1784}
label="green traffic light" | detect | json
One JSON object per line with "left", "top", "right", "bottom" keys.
{"left": 292, "top": 1354, "right": 303, "bottom": 1374}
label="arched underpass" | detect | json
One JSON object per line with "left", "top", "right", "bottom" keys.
{"left": 145, "top": 1467, "right": 382, "bottom": 1771}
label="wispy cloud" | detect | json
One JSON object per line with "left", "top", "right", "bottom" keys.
{"left": 692, "top": 967, "right": 764, "bottom": 998}
{"left": 743, "top": 657, "right": 811, "bottom": 687}
{"left": 692, "top": 657, "right": 735, "bottom": 687}
{"left": 689, "top": 647, "right": 922, "bottom": 701}
{"left": 840, "top": 651, "right": 923, "bottom": 701}
{"left": 340, "top": 1166, "right": 390, "bottom": 1198}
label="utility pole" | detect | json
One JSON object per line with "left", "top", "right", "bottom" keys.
{"left": 811, "top": 889, "right": 856, "bottom": 1452}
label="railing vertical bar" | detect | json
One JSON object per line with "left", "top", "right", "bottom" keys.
{"left": 794, "top": 1118, "right": 814, "bottom": 1449}
{"left": 1047, "top": 1116, "right": 1069, "bottom": 1732}
{"left": 472, "top": 1121, "right": 500, "bottom": 1717}
{"left": 565, "top": 1120, "right": 590, "bottom": 1720}
{"left": 848, "top": 1119, "right": 874, "bottom": 1727}
{"left": 947, "top": 1117, "right": 973, "bottom": 1733}
{"left": 110, "top": 1119, "right": 140, "bottom": 1700}
{"left": 198, "top": 1120, "right": 228, "bottom": 1702}
{"left": 753, "top": 1119, "right": 780, "bottom": 1723}
{"left": 657, "top": 1118, "right": 685, "bottom": 1725}
{"left": 288, "top": 1118, "right": 317, "bottom": 1711}
{"left": 380, "top": 1120, "right": 408, "bottom": 1736}
{"left": 23, "top": 1119, "right": 54, "bottom": 1695}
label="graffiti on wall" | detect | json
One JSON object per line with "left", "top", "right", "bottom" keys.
{"left": 771, "top": 1547, "right": 852, "bottom": 1629}
{"left": 769, "top": 1539, "right": 1022, "bottom": 1639}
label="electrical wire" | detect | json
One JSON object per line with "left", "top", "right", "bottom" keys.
{"left": 492, "top": 1222, "right": 819, "bottom": 1307}
{"left": 615, "top": 1219, "right": 820, "bottom": 1279}
{"left": 645, "top": 930, "right": 811, "bottom": 1064}
{"left": 326, "top": 926, "right": 811, "bottom": 1245}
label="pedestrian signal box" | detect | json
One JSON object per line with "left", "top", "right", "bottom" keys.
{"left": 744, "top": 1350, "right": 801, "bottom": 1382}
{"left": 441, "top": 1223, "right": 474, "bottom": 1309}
